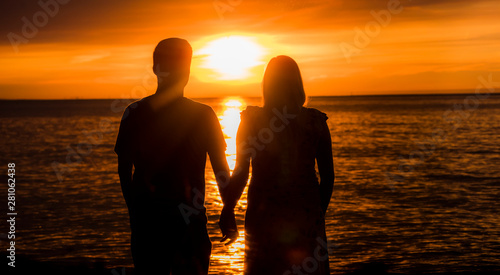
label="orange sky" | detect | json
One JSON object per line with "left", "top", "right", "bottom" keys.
{"left": 0, "top": 0, "right": 499, "bottom": 99}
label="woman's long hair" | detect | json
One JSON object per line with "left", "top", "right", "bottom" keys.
{"left": 262, "top": 55, "right": 306, "bottom": 114}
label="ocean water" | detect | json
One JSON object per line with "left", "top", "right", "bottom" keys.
{"left": 0, "top": 94, "right": 499, "bottom": 274}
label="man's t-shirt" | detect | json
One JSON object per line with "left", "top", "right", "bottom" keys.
{"left": 114, "top": 96, "right": 226, "bottom": 210}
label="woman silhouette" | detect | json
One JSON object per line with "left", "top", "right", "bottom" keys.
{"left": 220, "top": 55, "right": 334, "bottom": 274}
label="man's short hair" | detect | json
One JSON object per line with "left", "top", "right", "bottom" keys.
{"left": 153, "top": 38, "right": 192, "bottom": 78}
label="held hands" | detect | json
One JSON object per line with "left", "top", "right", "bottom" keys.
{"left": 219, "top": 206, "right": 239, "bottom": 246}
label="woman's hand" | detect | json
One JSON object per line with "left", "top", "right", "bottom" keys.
{"left": 219, "top": 206, "right": 239, "bottom": 246}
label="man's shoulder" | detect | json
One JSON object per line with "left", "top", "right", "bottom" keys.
{"left": 181, "top": 97, "right": 212, "bottom": 110}
{"left": 179, "top": 98, "right": 216, "bottom": 116}
{"left": 119, "top": 97, "right": 151, "bottom": 120}
{"left": 240, "top": 105, "right": 263, "bottom": 121}
{"left": 123, "top": 95, "right": 156, "bottom": 110}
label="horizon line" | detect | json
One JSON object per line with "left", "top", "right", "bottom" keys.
{"left": 1, "top": 91, "right": 499, "bottom": 101}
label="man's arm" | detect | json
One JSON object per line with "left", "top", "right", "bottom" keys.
{"left": 206, "top": 108, "right": 231, "bottom": 202}
{"left": 114, "top": 104, "right": 136, "bottom": 207}
{"left": 118, "top": 156, "right": 133, "bottom": 208}
{"left": 209, "top": 148, "right": 231, "bottom": 203}
{"left": 205, "top": 108, "right": 237, "bottom": 245}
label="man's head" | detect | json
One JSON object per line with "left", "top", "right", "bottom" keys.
{"left": 153, "top": 38, "right": 192, "bottom": 89}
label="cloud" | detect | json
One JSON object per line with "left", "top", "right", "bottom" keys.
{"left": 309, "top": 74, "right": 329, "bottom": 81}
{"left": 2, "top": 0, "right": 497, "bottom": 47}
{"left": 1, "top": 0, "right": 216, "bottom": 47}
{"left": 0, "top": 0, "right": 499, "bottom": 98}
{"left": 71, "top": 51, "right": 110, "bottom": 64}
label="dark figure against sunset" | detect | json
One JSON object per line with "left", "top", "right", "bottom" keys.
{"left": 220, "top": 55, "right": 335, "bottom": 274}
{"left": 114, "top": 38, "right": 232, "bottom": 275}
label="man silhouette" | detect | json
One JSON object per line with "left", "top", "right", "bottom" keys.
{"left": 114, "top": 38, "right": 233, "bottom": 275}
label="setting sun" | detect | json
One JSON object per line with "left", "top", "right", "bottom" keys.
{"left": 194, "top": 36, "right": 267, "bottom": 81}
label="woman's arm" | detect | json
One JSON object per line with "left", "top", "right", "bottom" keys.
{"left": 316, "top": 119, "right": 334, "bottom": 214}
{"left": 224, "top": 121, "right": 252, "bottom": 209}
{"left": 219, "top": 119, "right": 252, "bottom": 245}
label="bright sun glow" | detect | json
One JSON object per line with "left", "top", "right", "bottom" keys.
{"left": 224, "top": 99, "right": 243, "bottom": 107}
{"left": 195, "top": 36, "right": 266, "bottom": 80}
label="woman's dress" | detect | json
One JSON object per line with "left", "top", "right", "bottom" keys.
{"left": 239, "top": 106, "right": 331, "bottom": 275}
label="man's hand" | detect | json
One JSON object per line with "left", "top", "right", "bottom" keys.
{"left": 219, "top": 206, "right": 239, "bottom": 246}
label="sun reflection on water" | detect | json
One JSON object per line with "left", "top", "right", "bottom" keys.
{"left": 218, "top": 97, "right": 246, "bottom": 170}
{"left": 207, "top": 97, "right": 248, "bottom": 274}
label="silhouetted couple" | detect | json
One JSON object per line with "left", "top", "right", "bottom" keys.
{"left": 115, "top": 38, "right": 334, "bottom": 275}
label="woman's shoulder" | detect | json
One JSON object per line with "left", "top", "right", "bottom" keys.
{"left": 241, "top": 105, "right": 264, "bottom": 119}
{"left": 302, "top": 107, "right": 328, "bottom": 121}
